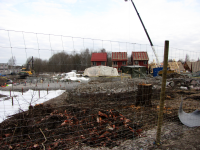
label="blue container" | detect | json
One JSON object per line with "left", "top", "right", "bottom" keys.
{"left": 153, "top": 67, "right": 163, "bottom": 77}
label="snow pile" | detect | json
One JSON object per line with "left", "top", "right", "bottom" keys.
{"left": 0, "top": 89, "right": 65, "bottom": 122}
{"left": 60, "top": 72, "right": 89, "bottom": 82}
{"left": 61, "top": 72, "right": 76, "bottom": 77}
{"left": 51, "top": 72, "right": 90, "bottom": 82}
{"left": 83, "top": 66, "right": 119, "bottom": 77}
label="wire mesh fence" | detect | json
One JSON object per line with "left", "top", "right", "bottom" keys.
{"left": 0, "top": 29, "right": 200, "bottom": 149}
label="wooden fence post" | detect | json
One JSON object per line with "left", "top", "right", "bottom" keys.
{"left": 156, "top": 40, "right": 169, "bottom": 144}
{"left": 12, "top": 97, "right": 13, "bottom": 106}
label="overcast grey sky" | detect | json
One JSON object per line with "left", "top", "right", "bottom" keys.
{"left": 0, "top": 0, "right": 200, "bottom": 65}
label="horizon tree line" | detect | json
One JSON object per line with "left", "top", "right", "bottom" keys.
{"left": 10, "top": 50, "right": 198, "bottom": 74}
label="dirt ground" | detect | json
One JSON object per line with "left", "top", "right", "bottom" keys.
{"left": 0, "top": 76, "right": 200, "bottom": 150}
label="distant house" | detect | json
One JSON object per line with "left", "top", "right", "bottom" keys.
{"left": 112, "top": 52, "right": 128, "bottom": 72}
{"left": 0, "top": 63, "right": 8, "bottom": 75}
{"left": 131, "top": 52, "right": 149, "bottom": 68}
{"left": 184, "top": 61, "right": 200, "bottom": 73}
{"left": 91, "top": 53, "right": 107, "bottom": 66}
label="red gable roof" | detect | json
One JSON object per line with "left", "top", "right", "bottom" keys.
{"left": 132, "top": 52, "right": 149, "bottom": 61}
{"left": 112, "top": 52, "right": 128, "bottom": 61}
{"left": 91, "top": 53, "right": 107, "bottom": 61}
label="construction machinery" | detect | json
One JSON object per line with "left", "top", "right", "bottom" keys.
{"left": 125, "top": 0, "right": 177, "bottom": 76}
{"left": 19, "top": 56, "right": 34, "bottom": 78}
{"left": 125, "top": 0, "right": 160, "bottom": 67}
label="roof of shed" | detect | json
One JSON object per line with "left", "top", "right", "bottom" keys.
{"left": 132, "top": 52, "right": 149, "bottom": 61}
{"left": 112, "top": 52, "right": 128, "bottom": 61}
{"left": 91, "top": 53, "right": 107, "bottom": 62}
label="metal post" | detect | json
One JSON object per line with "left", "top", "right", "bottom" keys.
{"left": 156, "top": 40, "right": 169, "bottom": 144}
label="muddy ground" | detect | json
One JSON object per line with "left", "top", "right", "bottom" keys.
{"left": 0, "top": 76, "right": 200, "bottom": 150}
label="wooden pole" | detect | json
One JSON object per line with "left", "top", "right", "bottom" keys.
{"left": 156, "top": 40, "right": 169, "bottom": 144}
{"left": 12, "top": 97, "right": 13, "bottom": 106}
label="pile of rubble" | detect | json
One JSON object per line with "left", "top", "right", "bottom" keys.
{"left": 75, "top": 76, "right": 163, "bottom": 94}
{"left": 166, "top": 75, "right": 200, "bottom": 90}
{"left": 74, "top": 73, "right": 200, "bottom": 95}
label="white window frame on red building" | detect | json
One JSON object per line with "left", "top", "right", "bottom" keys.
{"left": 122, "top": 61, "right": 126, "bottom": 65}
{"left": 143, "top": 61, "right": 147, "bottom": 65}
{"left": 101, "top": 62, "right": 105, "bottom": 65}
{"left": 93, "top": 62, "right": 96, "bottom": 66}
{"left": 113, "top": 61, "right": 117, "bottom": 65}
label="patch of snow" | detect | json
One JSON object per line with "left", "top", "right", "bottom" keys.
{"left": 0, "top": 89, "right": 65, "bottom": 123}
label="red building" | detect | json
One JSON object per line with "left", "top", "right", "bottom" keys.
{"left": 91, "top": 53, "right": 107, "bottom": 66}
{"left": 132, "top": 52, "right": 149, "bottom": 68}
{"left": 112, "top": 52, "right": 128, "bottom": 72}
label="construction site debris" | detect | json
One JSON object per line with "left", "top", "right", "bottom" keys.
{"left": 178, "top": 100, "right": 200, "bottom": 127}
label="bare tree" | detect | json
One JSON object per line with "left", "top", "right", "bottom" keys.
{"left": 107, "top": 51, "right": 112, "bottom": 66}
{"left": 8, "top": 56, "right": 16, "bottom": 66}
{"left": 168, "top": 59, "right": 173, "bottom": 62}
{"left": 185, "top": 54, "right": 190, "bottom": 62}
{"left": 8, "top": 56, "right": 16, "bottom": 73}
{"left": 81, "top": 48, "right": 91, "bottom": 70}
{"left": 99, "top": 48, "right": 106, "bottom": 53}
{"left": 34, "top": 58, "right": 43, "bottom": 73}
{"left": 48, "top": 52, "right": 71, "bottom": 72}
{"left": 178, "top": 59, "right": 184, "bottom": 64}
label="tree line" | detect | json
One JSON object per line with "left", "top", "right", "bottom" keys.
{"left": 22, "top": 50, "right": 198, "bottom": 74}
{"left": 24, "top": 49, "right": 113, "bottom": 73}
